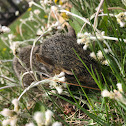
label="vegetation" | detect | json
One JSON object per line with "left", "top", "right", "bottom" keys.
{"left": 0, "top": 0, "right": 126, "bottom": 125}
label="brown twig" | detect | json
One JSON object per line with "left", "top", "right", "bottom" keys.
{"left": 44, "top": 77, "right": 101, "bottom": 91}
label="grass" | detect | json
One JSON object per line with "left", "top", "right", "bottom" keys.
{"left": 0, "top": 0, "right": 126, "bottom": 125}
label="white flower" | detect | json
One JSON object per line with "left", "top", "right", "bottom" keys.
{"left": 52, "top": 122, "right": 62, "bottom": 126}
{"left": 83, "top": 44, "right": 89, "bottom": 50}
{"left": 117, "top": 83, "right": 123, "bottom": 92}
{"left": 15, "top": 11, "right": 19, "bottom": 16}
{"left": 57, "top": 25, "right": 62, "bottom": 30}
{"left": 52, "top": 22, "right": 60, "bottom": 27}
{"left": 51, "top": 6, "right": 58, "bottom": 11}
{"left": 102, "top": 89, "right": 126, "bottom": 105}
{"left": 84, "top": 32, "right": 90, "bottom": 36}
{"left": 77, "top": 39, "right": 83, "bottom": 44}
{"left": 44, "top": 0, "right": 49, "bottom": 4}
{"left": 119, "top": 21, "right": 125, "bottom": 27}
{"left": 45, "top": 110, "right": 53, "bottom": 120}
{"left": 25, "top": 122, "right": 35, "bottom": 126}
{"left": 90, "top": 52, "right": 96, "bottom": 59}
{"left": 116, "top": 12, "right": 126, "bottom": 27}
{"left": 29, "top": 1, "right": 34, "bottom": 7}
{"left": 57, "top": 72, "right": 65, "bottom": 78}
{"left": 34, "top": 9, "right": 40, "bottom": 15}
{"left": 49, "top": 73, "right": 67, "bottom": 94}
{"left": 108, "top": 91, "right": 115, "bottom": 99}
{"left": 12, "top": 99, "right": 19, "bottom": 112}
{"left": 77, "top": 37, "right": 90, "bottom": 45}
{"left": 20, "top": 19, "right": 26, "bottom": 23}
{"left": 104, "top": 48, "right": 110, "bottom": 53}
{"left": 77, "top": 33, "right": 85, "bottom": 38}
{"left": 40, "top": 0, "right": 50, "bottom": 5}
{"left": 28, "top": 12, "right": 34, "bottom": 21}
{"left": 102, "top": 60, "right": 109, "bottom": 66}
{"left": 77, "top": 32, "right": 90, "bottom": 45}
{"left": 97, "top": 50, "right": 104, "bottom": 60}
{"left": 1, "top": 26, "right": 11, "bottom": 33}
{"left": 13, "top": 0, "right": 21, "bottom": 4}
{"left": 10, "top": 116, "right": 18, "bottom": 126}
{"left": 8, "top": 34, "right": 15, "bottom": 40}
{"left": 12, "top": 99, "right": 19, "bottom": 107}
{"left": 101, "top": 90, "right": 111, "bottom": 97}
{"left": 45, "top": 8, "right": 50, "bottom": 13}
{"left": 33, "top": 112, "right": 45, "bottom": 125}
{"left": 50, "top": 81, "right": 57, "bottom": 88}
{"left": 2, "top": 119, "right": 10, "bottom": 126}
{"left": 10, "top": 42, "right": 20, "bottom": 55}
{"left": 36, "top": 29, "right": 43, "bottom": 35}
{"left": 0, "top": 108, "right": 14, "bottom": 117}
{"left": 96, "top": 31, "right": 105, "bottom": 41}
{"left": 95, "top": 6, "right": 99, "bottom": 11}
{"left": 58, "top": 77, "right": 65, "bottom": 82}
{"left": 114, "top": 90, "right": 126, "bottom": 104}
{"left": 49, "top": 90, "right": 57, "bottom": 95}
{"left": 45, "top": 110, "right": 53, "bottom": 125}
{"left": 113, "top": 90, "right": 123, "bottom": 101}
{"left": 55, "top": 86, "right": 63, "bottom": 94}
{"left": 101, "top": 90, "right": 115, "bottom": 99}
{"left": 47, "top": 27, "right": 52, "bottom": 32}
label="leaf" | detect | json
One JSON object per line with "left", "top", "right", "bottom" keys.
{"left": 69, "top": 7, "right": 84, "bottom": 33}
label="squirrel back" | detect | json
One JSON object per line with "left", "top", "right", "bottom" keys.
{"left": 38, "top": 33, "right": 99, "bottom": 86}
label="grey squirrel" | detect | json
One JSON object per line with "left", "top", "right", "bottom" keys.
{"left": 13, "top": 26, "right": 100, "bottom": 87}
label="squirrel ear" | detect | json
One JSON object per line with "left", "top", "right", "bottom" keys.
{"left": 36, "top": 53, "right": 54, "bottom": 66}
{"left": 67, "top": 25, "right": 76, "bottom": 38}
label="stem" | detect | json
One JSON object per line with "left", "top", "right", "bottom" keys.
{"left": 103, "top": 40, "right": 124, "bottom": 76}
{"left": 33, "top": 2, "right": 44, "bottom": 10}
{"left": 18, "top": 79, "right": 51, "bottom": 101}
{"left": 19, "top": 23, "right": 25, "bottom": 40}
{"left": 89, "top": 35, "right": 126, "bottom": 43}
{"left": 1, "top": 37, "right": 10, "bottom": 48}
{"left": 93, "top": 0, "right": 104, "bottom": 31}
{"left": 24, "top": 23, "right": 34, "bottom": 33}
{"left": 0, "top": 85, "right": 20, "bottom": 90}
{"left": 59, "top": 9, "right": 91, "bottom": 25}
{"left": 0, "top": 75, "right": 17, "bottom": 84}
{"left": 0, "top": 60, "right": 13, "bottom": 62}
{"left": 14, "top": 39, "right": 35, "bottom": 44}
{"left": 30, "top": 29, "right": 51, "bottom": 74}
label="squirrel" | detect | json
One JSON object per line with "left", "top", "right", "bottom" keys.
{"left": 13, "top": 26, "right": 100, "bottom": 87}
